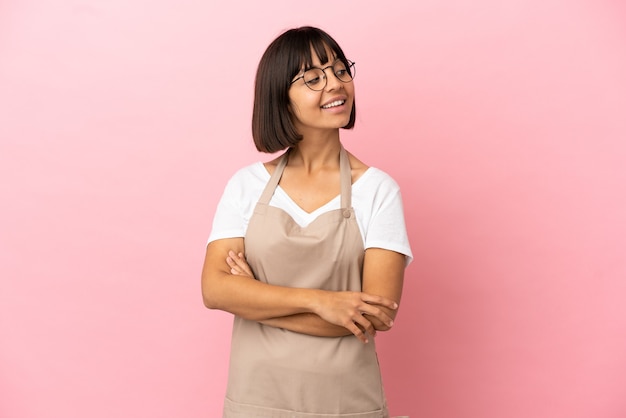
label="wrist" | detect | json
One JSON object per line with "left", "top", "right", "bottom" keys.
{"left": 304, "top": 288, "right": 326, "bottom": 315}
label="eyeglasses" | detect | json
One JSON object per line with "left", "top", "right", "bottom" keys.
{"left": 291, "top": 60, "right": 356, "bottom": 91}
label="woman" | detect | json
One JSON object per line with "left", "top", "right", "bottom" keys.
{"left": 201, "top": 26, "right": 413, "bottom": 417}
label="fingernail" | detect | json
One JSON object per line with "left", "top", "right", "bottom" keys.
{"left": 388, "top": 320, "right": 394, "bottom": 327}
{"left": 393, "top": 303, "right": 398, "bottom": 309}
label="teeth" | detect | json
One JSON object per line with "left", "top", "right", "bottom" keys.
{"left": 322, "top": 100, "right": 345, "bottom": 109}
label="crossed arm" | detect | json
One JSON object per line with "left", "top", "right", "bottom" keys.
{"left": 201, "top": 237, "right": 405, "bottom": 343}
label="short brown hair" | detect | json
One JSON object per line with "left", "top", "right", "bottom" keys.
{"left": 252, "top": 26, "right": 356, "bottom": 153}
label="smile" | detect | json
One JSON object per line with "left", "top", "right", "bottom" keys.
{"left": 321, "top": 100, "right": 346, "bottom": 109}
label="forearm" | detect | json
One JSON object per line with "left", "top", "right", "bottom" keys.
{"left": 361, "top": 248, "right": 406, "bottom": 332}
{"left": 203, "top": 271, "right": 323, "bottom": 321}
{"left": 202, "top": 240, "right": 328, "bottom": 321}
{"left": 260, "top": 313, "right": 353, "bottom": 337}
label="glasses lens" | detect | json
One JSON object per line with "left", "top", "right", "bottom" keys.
{"left": 334, "top": 61, "right": 353, "bottom": 82}
{"left": 303, "top": 68, "right": 325, "bottom": 91}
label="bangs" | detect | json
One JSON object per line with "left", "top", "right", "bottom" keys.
{"left": 286, "top": 27, "right": 348, "bottom": 77}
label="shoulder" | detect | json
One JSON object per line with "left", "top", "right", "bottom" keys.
{"left": 227, "top": 162, "right": 269, "bottom": 185}
{"left": 356, "top": 167, "right": 401, "bottom": 193}
{"left": 345, "top": 149, "right": 399, "bottom": 188}
{"left": 219, "top": 162, "right": 269, "bottom": 201}
{"left": 346, "top": 150, "right": 369, "bottom": 183}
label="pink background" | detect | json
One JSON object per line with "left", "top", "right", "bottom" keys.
{"left": 1, "top": 1, "right": 625, "bottom": 417}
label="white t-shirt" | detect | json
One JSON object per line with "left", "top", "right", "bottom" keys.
{"left": 208, "top": 162, "right": 413, "bottom": 265}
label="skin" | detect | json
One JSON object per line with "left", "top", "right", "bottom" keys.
{"left": 201, "top": 47, "right": 406, "bottom": 344}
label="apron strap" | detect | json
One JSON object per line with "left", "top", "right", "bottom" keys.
{"left": 339, "top": 146, "right": 352, "bottom": 210}
{"left": 258, "top": 149, "right": 290, "bottom": 205}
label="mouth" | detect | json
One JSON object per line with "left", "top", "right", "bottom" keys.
{"left": 321, "top": 99, "right": 346, "bottom": 109}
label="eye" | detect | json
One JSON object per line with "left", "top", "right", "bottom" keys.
{"left": 306, "top": 76, "right": 322, "bottom": 86}
{"left": 304, "top": 69, "right": 324, "bottom": 86}
{"left": 333, "top": 61, "right": 349, "bottom": 79}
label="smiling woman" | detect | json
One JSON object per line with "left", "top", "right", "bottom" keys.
{"left": 201, "top": 26, "right": 412, "bottom": 417}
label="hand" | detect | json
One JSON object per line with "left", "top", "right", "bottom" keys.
{"left": 226, "top": 250, "right": 255, "bottom": 279}
{"left": 313, "top": 291, "right": 398, "bottom": 344}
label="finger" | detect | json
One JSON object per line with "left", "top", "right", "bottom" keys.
{"left": 354, "top": 322, "right": 375, "bottom": 340}
{"left": 226, "top": 256, "right": 248, "bottom": 277}
{"left": 361, "top": 293, "right": 398, "bottom": 310}
{"left": 228, "top": 251, "right": 247, "bottom": 267}
{"left": 358, "top": 304, "right": 394, "bottom": 327}
{"left": 226, "top": 256, "right": 241, "bottom": 270}
{"left": 235, "top": 259, "right": 253, "bottom": 276}
{"left": 227, "top": 251, "right": 255, "bottom": 277}
{"left": 347, "top": 321, "right": 369, "bottom": 344}
{"left": 228, "top": 250, "right": 241, "bottom": 261}
{"left": 362, "top": 313, "right": 390, "bottom": 332}
{"left": 359, "top": 320, "right": 377, "bottom": 339}
{"left": 352, "top": 314, "right": 376, "bottom": 341}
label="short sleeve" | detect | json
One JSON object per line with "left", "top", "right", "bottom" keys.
{"left": 207, "top": 177, "right": 246, "bottom": 243}
{"left": 361, "top": 172, "right": 413, "bottom": 265}
{"left": 207, "top": 162, "right": 271, "bottom": 243}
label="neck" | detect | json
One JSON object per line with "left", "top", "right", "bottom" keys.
{"left": 290, "top": 131, "right": 342, "bottom": 172}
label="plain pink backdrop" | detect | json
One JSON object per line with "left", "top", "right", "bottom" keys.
{"left": 1, "top": 1, "right": 625, "bottom": 417}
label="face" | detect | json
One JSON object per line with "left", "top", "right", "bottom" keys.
{"left": 288, "top": 48, "right": 355, "bottom": 137}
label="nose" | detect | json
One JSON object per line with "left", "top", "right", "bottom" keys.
{"left": 324, "top": 68, "right": 343, "bottom": 91}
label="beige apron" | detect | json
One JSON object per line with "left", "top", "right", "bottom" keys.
{"left": 223, "top": 147, "right": 388, "bottom": 418}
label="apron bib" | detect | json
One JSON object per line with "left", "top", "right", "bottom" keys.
{"left": 224, "top": 147, "right": 388, "bottom": 418}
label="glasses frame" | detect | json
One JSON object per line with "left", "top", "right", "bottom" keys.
{"left": 290, "top": 60, "right": 356, "bottom": 91}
